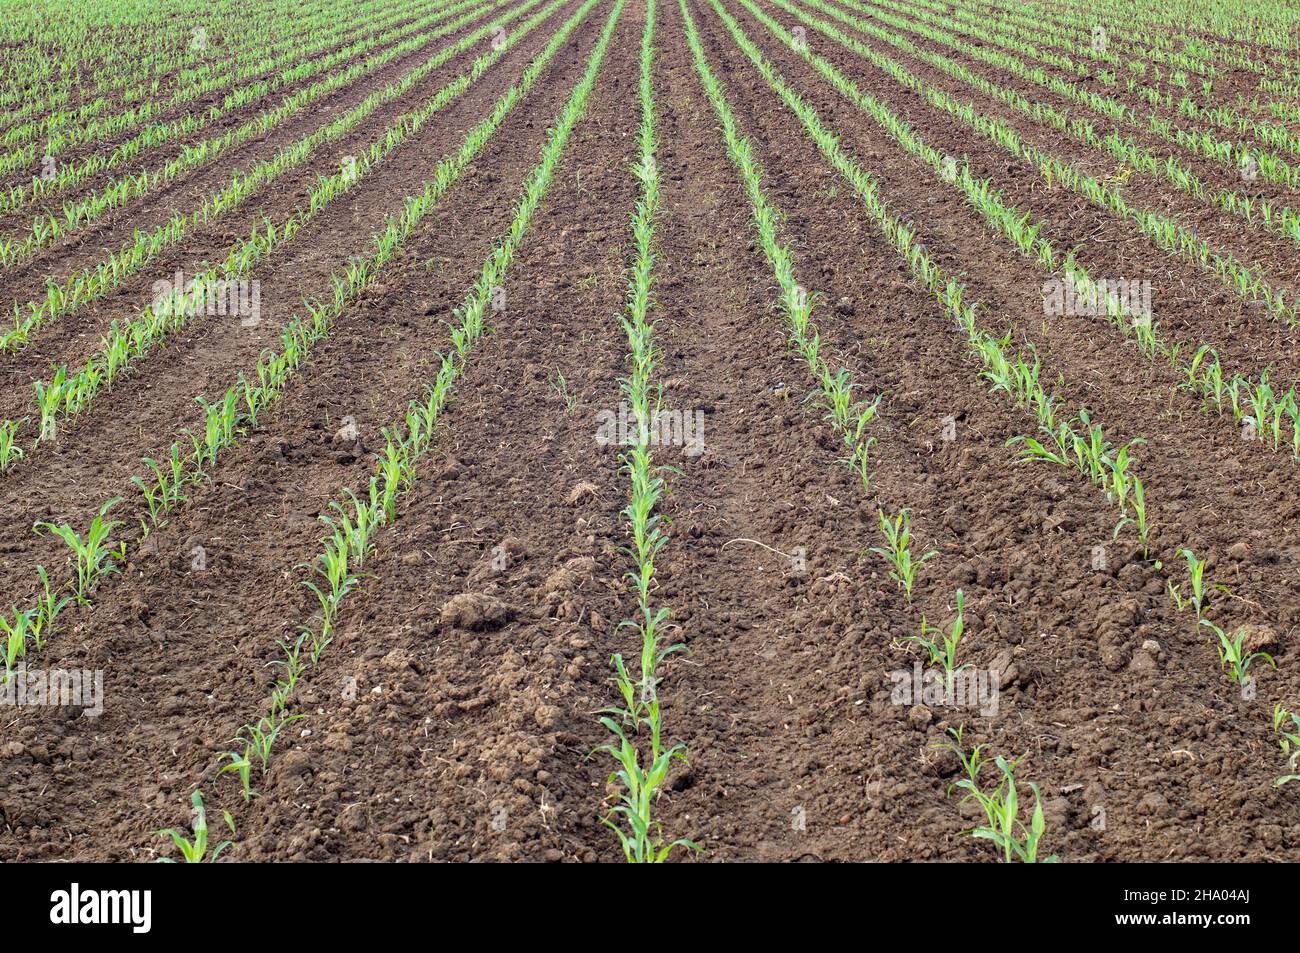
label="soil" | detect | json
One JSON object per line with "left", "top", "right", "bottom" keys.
{"left": 0, "top": 0, "right": 1297, "bottom": 863}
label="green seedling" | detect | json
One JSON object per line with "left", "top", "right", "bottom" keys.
{"left": 238, "top": 712, "right": 304, "bottom": 771}
{"left": 549, "top": 368, "right": 578, "bottom": 415}
{"left": 869, "top": 508, "right": 937, "bottom": 602}
{"left": 33, "top": 498, "right": 126, "bottom": 603}
{"left": 1273, "top": 704, "right": 1300, "bottom": 787}
{"left": 219, "top": 748, "right": 257, "bottom": 802}
{"left": 939, "top": 728, "right": 1056, "bottom": 863}
{"left": 1180, "top": 548, "right": 1208, "bottom": 619}
{"left": 903, "top": 589, "right": 970, "bottom": 694}
{"left": 1200, "top": 618, "right": 1275, "bottom": 685}
{"left": 156, "top": 791, "right": 234, "bottom": 863}
{"left": 1113, "top": 476, "right": 1150, "bottom": 557}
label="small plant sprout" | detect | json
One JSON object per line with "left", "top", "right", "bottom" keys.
{"left": 33, "top": 498, "right": 126, "bottom": 603}
{"left": 938, "top": 725, "right": 987, "bottom": 798}
{"left": 597, "top": 695, "right": 697, "bottom": 863}
{"left": 219, "top": 748, "right": 256, "bottom": 802}
{"left": 1179, "top": 548, "right": 1209, "bottom": 619}
{"left": 835, "top": 390, "right": 882, "bottom": 493}
{"left": 1167, "top": 578, "right": 1187, "bottom": 613}
{"left": 549, "top": 367, "right": 578, "bottom": 415}
{"left": 0, "top": 418, "right": 25, "bottom": 469}
{"left": 1199, "top": 619, "right": 1275, "bottom": 685}
{"left": 1113, "top": 476, "right": 1150, "bottom": 557}
{"left": 939, "top": 728, "right": 1056, "bottom": 863}
{"left": 238, "top": 712, "right": 304, "bottom": 771}
{"left": 1273, "top": 704, "right": 1300, "bottom": 787}
{"left": 0, "top": 608, "right": 35, "bottom": 678}
{"left": 903, "top": 589, "right": 970, "bottom": 694}
{"left": 869, "top": 508, "right": 937, "bottom": 603}
{"left": 156, "top": 791, "right": 235, "bottom": 863}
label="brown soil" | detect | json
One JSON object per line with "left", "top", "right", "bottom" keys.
{"left": 1, "top": 0, "right": 1297, "bottom": 863}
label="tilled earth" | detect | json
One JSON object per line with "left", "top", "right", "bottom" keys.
{"left": 1, "top": 0, "right": 1298, "bottom": 862}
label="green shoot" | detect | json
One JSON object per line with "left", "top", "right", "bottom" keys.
{"left": 903, "top": 589, "right": 970, "bottom": 694}
{"left": 1200, "top": 618, "right": 1275, "bottom": 685}
{"left": 156, "top": 791, "right": 235, "bottom": 863}
{"left": 869, "top": 508, "right": 937, "bottom": 602}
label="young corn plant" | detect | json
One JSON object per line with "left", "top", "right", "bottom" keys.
{"left": 33, "top": 498, "right": 125, "bottom": 604}
{"left": 833, "top": 391, "right": 882, "bottom": 494}
{"left": 299, "top": 527, "right": 364, "bottom": 659}
{"left": 1200, "top": 618, "right": 1275, "bottom": 686}
{"left": 1179, "top": 548, "right": 1209, "bottom": 619}
{"left": 237, "top": 712, "right": 304, "bottom": 771}
{"left": 549, "top": 367, "right": 578, "bottom": 415}
{"left": 32, "top": 366, "right": 67, "bottom": 441}
{"left": 133, "top": 445, "right": 189, "bottom": 524}
{"left": 269, "top": 632, "right": 310, "bottom": 705}
{"left": 904, "top": 589, "right": 969, "bottom": 695}
{"left": 1273, "top": 704, "right": 1300, "bottom": 787}
{"left": 968, "top": 757, "right": 1056, "bottom": 864}
{"left": 869, "top": 508, "right": 937, "bottom": 603}
{"left": 156, "top": 791, "right": 235, "bottom": 863}
{"left": 27, "top": 567, "right": 66, "bottom": 651}
{"left": 940, "top": 727, "right": 1057, "bottom": 863}
{"left": 1113, "top": 476, "right": 1151, "bottom": 557}
{"left": 0, "top": 608, "right": 35, "bottom": 678}
{"left": 218, "top": 749, "right": 256, "bottom": 803}
{"left": 0, "top": 418, "right": 24, "bottom": 469}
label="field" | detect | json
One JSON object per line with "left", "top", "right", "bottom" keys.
{"left": 0, "top": 0, "right": 1298, "bottom": 864}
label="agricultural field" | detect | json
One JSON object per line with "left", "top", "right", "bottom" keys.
{"left": 0, "top": 0, "right": 1298, "bottom": 866}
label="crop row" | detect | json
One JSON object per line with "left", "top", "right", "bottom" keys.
{"left": 701, "top": 0, "right": 1298, "bottom": 855}
{"left": 0, "top": 0, "right": 591, "bottom": 689}
{"left": 0, "top": 0, "right": 436, "bottom": 176}
{"left": 0, "top": 0, "right": 535, "bottom": 358}
{"left": 767, "top": 0, "right": 1300, "bottom": 464}
{"left": 0, "top": 0, "right": 562, "bottom": 466}
{"left": 160, "top": 0, "right": 625, "bottom": 861}
{"left": 0, "top": 0, "right": 492, "bottom": 254}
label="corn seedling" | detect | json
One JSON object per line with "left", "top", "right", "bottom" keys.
{"left": 869, "top": 508, "right": 937, "bottom": 602}
{"left": 939, "top": 728, "right": 1057, "bottom": 863}
{"left": 549, "top": 368, "right": 578, "bottom": 415}
{"left": 1273, "top": 704, "right": 1300, "bottom": 787}
{"left": 1200, "top": 618, "right": 1275, "bottom": 685}
{"left": 238, "top": 712, "right": 304, "bottom": 771}
{"left": 1167, "top": 579, "right": 1187, "bottom": 613}
{"left": 0, "top": 418, "right": 24, "bottom": 469}
{"left": 33, "top": 498, "right": 125, "bottom": 604}
{"left": 1113, "top": 476, "right": 1151, "bottom": 556}
{"left": 219, "top": 748, "right": 257, "bottom": 802}
{"left": 903, "top": 589, "right": 971, "bottom": 695}
{"left": 156, "top": 791, "right": 235, "bottom": 863}
{"left": 0, "top": 608, "right": 35, "bottom": 678}
{"left": 1180, "top": 547, "right": 1209, "bottom": 619}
